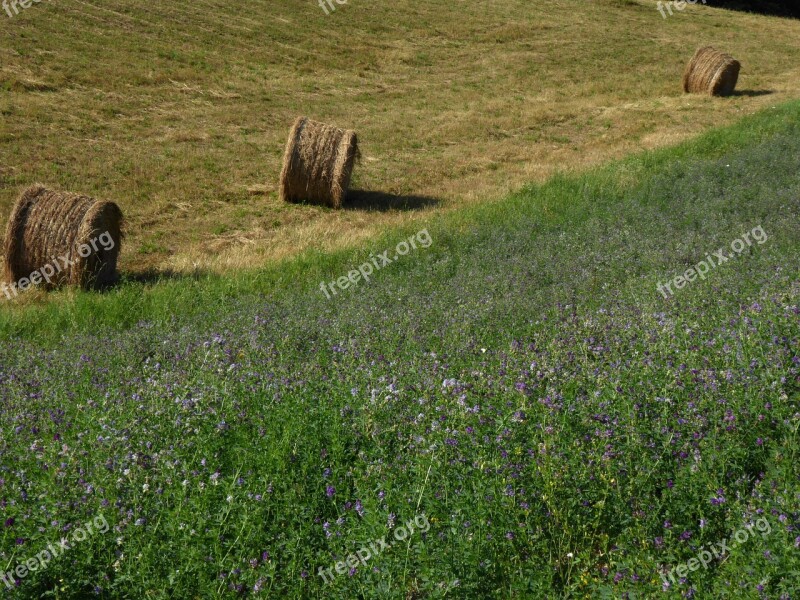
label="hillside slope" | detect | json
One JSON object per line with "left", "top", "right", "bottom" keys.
{"left": 0, "top": 101, "right": 798, "bottom": 598}
{"left": 1, "top": 0, "right": 799, "bottom": 276}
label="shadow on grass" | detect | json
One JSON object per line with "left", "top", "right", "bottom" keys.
{"left": 344, "top": 190, "right": 441, "bottom": 212}
{"left": 732, "top": 90, "right": 774, "bottom": 97}
{"left": 703, "top": 1, "right": 800, "bottom": 18}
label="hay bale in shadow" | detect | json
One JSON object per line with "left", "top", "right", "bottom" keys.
{"left": 279, "top": 117, "right": 359, "bottom": 209}
{"left": 3, "top": 185, "right": 123, "bottom": 291}
{"left": 683, "top": 46, "right": 740, "bottom": 96}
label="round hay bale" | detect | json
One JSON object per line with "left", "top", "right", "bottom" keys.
{"left": 3, "top": 185, "right": 123, "bottom": 291}
{"left": 683, "top": 46, "right": 740, "bottom": 97}
{"left": 279, "top": 117, "right": 359, "bottom": 209}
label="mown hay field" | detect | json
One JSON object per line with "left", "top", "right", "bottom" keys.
{"left": 1, "top": 0, "right": 800, "bottom": 277}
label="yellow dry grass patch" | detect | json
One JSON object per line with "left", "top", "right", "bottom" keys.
{"left": 1, "top": 0, "right": 799, "bottom": 276}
